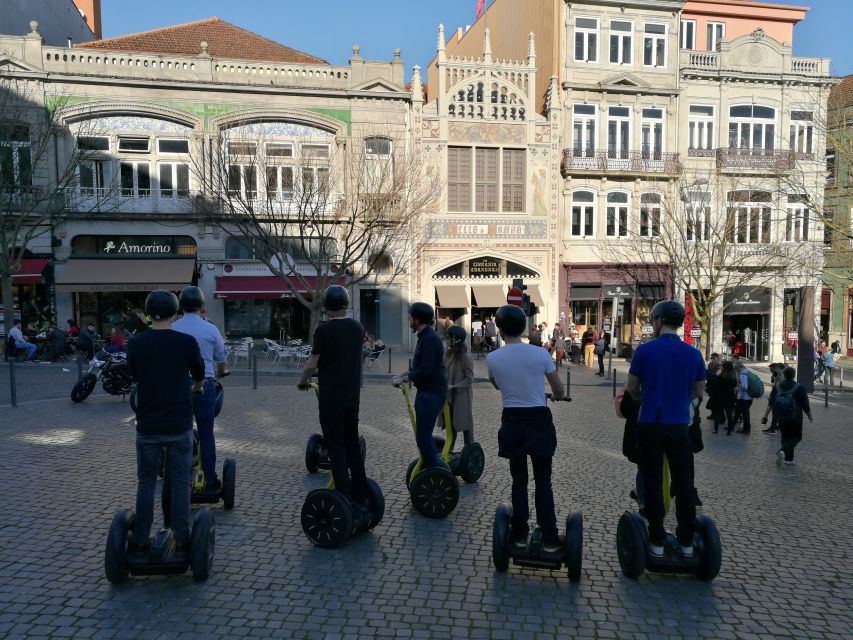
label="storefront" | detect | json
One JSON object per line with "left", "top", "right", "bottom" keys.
{"left": 723, "top": 286, "right": 772, "bottom": 362}
{"left": 1, "top": 257, "right": 52, "bottom": 332}
{"left": 358, "top": 285, "right": 403, "bottom": 346}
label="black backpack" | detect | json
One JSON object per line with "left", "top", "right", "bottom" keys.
{"left": 772, "top": 384, "right": 799, "bottom": 423}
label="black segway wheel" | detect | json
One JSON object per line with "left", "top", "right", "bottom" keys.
{"left": 359, "top": 435, "right": 367, "bottom": 463}
{"left": 301, "top": 489, "right": 353, "bottom": 548}
{"left": 492, "top": 504, "right": 512, "bottom": 571}
{"left": 305, "top": 433, "right": 324, "bottom": 473}
{"left": 458, "top": 442, "right": 485, "bottom": 484}
{"left": 409, "top": 467, "right": 459, "bottom": 519}
{"left": 104, "top": 509, "right": 133, "bottom": 584}
{"left": 222, "top": 458, "right": 236, "bottom": 510}
{"left": 694, "top": 515, "right": 722, "bottom": 582}
{"left": 364, "top": 478, "right": 385, "bottom": 530}
{"left": 565, "top": 512, "right": 583, "bottom": 582}
{"left": 190, "top": 508, "right": 215, "bottom": 581}
{"left": 71, "top": 373, "right": 97, "bottom": 403}
{"left": 616, "top": 511, "right": 647, "bottom": 579}
{"left": 405, "top": 459, "right": 418, "bottom": 488}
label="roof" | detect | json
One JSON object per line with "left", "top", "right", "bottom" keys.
{"left": 75, "top": 17, "right": 327, "bottom": 65}
{"left": 829, "top": 75, "right": 853, "bottom": 110}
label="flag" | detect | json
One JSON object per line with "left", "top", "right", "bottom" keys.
{"left": 476, "top": 0, "right": 485, "bottom": 19}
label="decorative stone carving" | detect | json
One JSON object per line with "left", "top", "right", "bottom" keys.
{"left": 750, "top": 28, "right": 765, "bottom": 42}
{"left": 448, "top": 122, "right": 526, "bottom": 144}
{"left": 68, "top": 115, "right": 192, "bottom": 134}
{"left": 747, "top": 46, "right": 764, "bottom": 67}
{"left": 422, "top": 119, "right": 440, "bottom": 138}
{"left": 534, "top": 125, "right": 551, "bottom": 144}
{"left": 226, "top": 122, "right": 334, "bottom": 138}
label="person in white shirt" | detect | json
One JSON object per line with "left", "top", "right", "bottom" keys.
{"left": 540, "top": 322, "right": 551, "bottom": 349}
{"left": 487, "top": 305, "right": 566, "bottom": 552}
{"left": 8, "top": 320, "right": 36, "bottom": 360}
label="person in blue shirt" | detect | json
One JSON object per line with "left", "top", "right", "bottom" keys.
{"left": 392, "top": 302, "right": 446, "bottom": 469}
{"left": 625, "top": 300, "right": 706, "bottom": 559}
{"left": 172, "top": 286, "right": 228, "bottom": 492}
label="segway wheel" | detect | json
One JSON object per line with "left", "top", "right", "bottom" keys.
{"left": 364, "top": 478, "right": 385, "bottom": 530}
{"left": 359, "top": 435, "right": 367, "bottom": 463}
{"left": 71, "top": 373, "right": 97, "bottom": 403}
{"left": 301, "top": 489, "right": 353, "bottom": 548}
{"left": 458, "top": 442, "right": 486, "bottom": 484}
{"left": 305, "top": 433, "right": 324, "bottom": 473}
{"left": 565, "top": 512, "right": 583, "bottom": 582}
{"left": 190, "top": 508, "right": 215, "bottom": 581}
{"left": 694, "top": 515, "right": 722, "bottom": 582}
{"left": 129, "top": 386, "right": 138, "bottom": 413}
{"left": 104, "top": 509, "right": 133, "bottom": 585}
{"left": 492, "top": 504, "right": 511, "bottom": 571}
{"left": 409, "top": 467, "right": 459, "bottom": 519}
{"left": 616, "top": 511, "right": 647, "bottom": 579}
{"left": 405, "top": 459, "right": 418, "bottom": 488}
{"left": 222, "top": 458, "right": 236, "bottom": 510}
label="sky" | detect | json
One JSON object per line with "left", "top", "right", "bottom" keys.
{"left": 100, "top": 0, "right": 853, "bottom": 80}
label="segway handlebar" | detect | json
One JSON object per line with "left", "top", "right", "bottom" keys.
{"left": 546, "top": 393, "right": 572, "bottom": 403}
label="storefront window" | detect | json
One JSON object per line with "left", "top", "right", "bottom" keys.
{"left": 77, "top": 291, "right": 150, "bottom": 337}
{"left": 571, "top": 300, "right": 598, "bottom": 328}
{"left": 223, "top": 299, "right": 309, "bottom": 341}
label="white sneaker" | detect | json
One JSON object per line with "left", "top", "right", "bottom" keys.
{"left": 783, "top": 460, "right": 796, "bottom": 465}
{"left": 648, "top": 543, "right": 664, "bottom": 558}
{"left": 681, "top": 544, "right": 694, "bottom": 557}
{"left": 776, "top": 450, "right": 785, "bottom": 468}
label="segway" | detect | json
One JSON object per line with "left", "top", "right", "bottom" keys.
{"left": 304, "top": 380, "right": 367, "bottom": 473}
{"left": 300, "top": 383, "right": 385, "bottom": 548}
{"left": 616, "top": 456, "right": 721, "bottom": 581}
{"left": 399, "top": 384, "right": 459, "bottom": 518}
{"left": 104, "top": 507, "right": 215, "bottom": 584}
{"left": 431, "top": 401, "right": 485, "bottom": 484}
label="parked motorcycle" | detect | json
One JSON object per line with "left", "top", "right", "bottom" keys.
{"left": 70, "top": 352, "right": 133, "bottom": 403}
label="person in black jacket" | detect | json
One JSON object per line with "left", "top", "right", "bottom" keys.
{"left": 761, "top": 366, "right": 813, "bottom": 466}
{"left": 393, "top": 302, "right": 447, "bottom": 469}
{"left": 126, "top": 290, "right": 204, "bottom": 555}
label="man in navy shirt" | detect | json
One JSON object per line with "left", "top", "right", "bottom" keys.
{"left": 626, "top": 300, "right": 706, "bottom": 558}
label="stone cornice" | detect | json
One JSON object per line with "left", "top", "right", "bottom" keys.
{"left": 55, "top": 100, "right": 203, "bottom": 128}
{"left": 565, "top": 0, "right": 683, "bottom": 12}
{"left": 208, "top": 108, "right": 347, "bottom": 136}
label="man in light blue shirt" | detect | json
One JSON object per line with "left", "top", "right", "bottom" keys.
{"left": 173, "top": 286, "right": 228, "bottom": 491}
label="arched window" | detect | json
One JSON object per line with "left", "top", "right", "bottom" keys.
{"left": 728, "top": 105, "right": 776, "bottom": 150}
{"left": 639, "top": 193, "right": 662, "bottom": 237}
{"left": 368, "top": 252, "right": 393, "bottom": 274}
{"left": 571, "top": 190, "right": 595, "bottom": 238}
{"left": 606, "top": 191, "right": 628, "bottom": 237}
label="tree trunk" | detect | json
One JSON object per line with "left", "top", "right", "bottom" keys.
{"left": 307, "top": 302, "right": 323, "bottom": 345}
{"left": 797, "top": 286, "right": 815, "bottom": 393}
{"left": 2, "top": 275, "right": 13, "bottom": 340}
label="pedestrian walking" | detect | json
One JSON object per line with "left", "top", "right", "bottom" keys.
{"left": 707, "top": 360, "right": 737, "bottom": 435}
{"left": 582, "top": 326, "right": 597, "bottom": 367}
{"left": 822, "top": 349, "right": 837, "bottom": 386}
{"left": 484, "top": 315, "right": 497, "bottom": 351}
{"left": 529, "top": 323, "right": 543, "bottom": 347}
{"left": 594, "top": 331, "right": 608, "bottom": 376}
{"left": 761, "top": 367, "right": 813, "bottom": 466}
{"left": 733, "top": 360, "right": 753, "bottom": 434}
{"left": 762, "top": 363, "right": 786, "bottom": 433}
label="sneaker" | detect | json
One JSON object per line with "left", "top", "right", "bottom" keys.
{"left": 648, "top": 543, "right": 664, "bottom": 558}
{"left": 127, "top": 534, "right": 150, "bottom": 555}
{"left": 783, "top": 460, "right": 796, "bottom": 465}
{"left": 680, "top": 544, "right": 694, "bottom": 558}
{"left": 543, "top": 534, "right": 565, "bottom": 554}
{"left": 513, "top": 535, "right": 528, "bottom": 550}
{"left": 204, "top": 478, "right": 222, "bottom": 492}
{"left": 775, "top": 450, "right": 785, "bottom": 468}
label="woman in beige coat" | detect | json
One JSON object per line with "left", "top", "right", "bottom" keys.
{"left": 441, "top": 325, "right": 475, "bottom": 447}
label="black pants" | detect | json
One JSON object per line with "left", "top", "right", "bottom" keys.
{"left": 508, "top": 454, "right": 557, "bottom": 541}
{"left": 636, "top": 422, "right": 696, "bottom": 547}
{"left": 736, "top": 399, "right": 753, "bottom": 432}
{"left": 712, "top": 403, "right": 734, "bottom": 433}
{"left": 778, "top": 421, "right": 803, "bottom": 461}
{"left": 597, "top": 351, "right": 605, "bottom": 375}
{"left": 318, "top": 402, "right": 367, "bottom": 502}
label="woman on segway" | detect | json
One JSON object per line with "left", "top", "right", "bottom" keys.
{"left": 439, "top": 325, "right": 475, "bottom": 450}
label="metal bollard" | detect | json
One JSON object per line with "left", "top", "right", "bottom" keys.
{"left": 408, "top": 358, "right": 412, "bottom": 389}
{"left": 77, "top": 354, "right": 83, "bottom": 381}
{"left": 824, "top": 378, "right": 829, "bottom": 408}
{"left": 839, "top": 367, "right": 844, "bottom": 388}
{"left": 388, "top": 346, "right": 392, "bottom": 374}
{"left": 252, "top": 354, "right": 258, "bottom": 390}
{"left": 612, "top": 368, "right": 617, "bottom": 398}
{"left": 565, "top": 368, "right": 571, "bottom": 398}
{"left": 9, "top": 358, "right": 17, "bottom": 408}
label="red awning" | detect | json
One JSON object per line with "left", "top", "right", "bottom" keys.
{"left": 11, "top": 258, "right": 49, "bottom": 284}
{"left": 214, "top": 275, "right": 332, "bottom": 300}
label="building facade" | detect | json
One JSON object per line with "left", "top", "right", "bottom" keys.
{"left": 1, "top": 0, "right": 100, "bottom": 46}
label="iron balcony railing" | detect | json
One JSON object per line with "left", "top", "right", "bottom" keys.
{"left": 561, "top": 149, "right": 682, "bottom": 178}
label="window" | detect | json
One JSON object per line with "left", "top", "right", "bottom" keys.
{"left": 641, "top": 108, "right": 664, "bottom": 157}
{"left": 685, "top": 190, "right": 711, "bottom": 241}
{"left": 607, "top": 107, "right": 630, "bottom": 160}
{"left": 643, "top": 23, "right": 667, "bottom": 67}
{"left": 789, "top": 111, "right": 814, "bottom": 155}
{"left": 447, "top": 146, "right": 525, "bottom": 213}
{"left": 572, "top": 104, "right": 597, "bottom": 157}
{"left": 157, "top": 139, "right": 189, "bottom": 154}
{"left": 158, "top": 163, "right": 189, "bottom": 198}
{"left": 475, "top": 148, "right": 498, "bottom": 212}
{"left": 117, "top": 136, "right": 150, "bottom": 153}
{"left": 79, "top": 160, "right": 108, "bottom": 196}
{"left": 228, "top": 142, "right": 257, "bottom": 157}
{"left": 571, "top": 301, "right": 599, "bottom": 327}
{"left": 824, "top": 207, "right": 835, "bottom": 246}
{"left": 0, "top": 124, "right": 31, "bottom": 189}
{"left": 785, "top": 195, "right": 810, "bottom": 242}
{"left": 78, "top": 136, "right": 109, "bottom": 151}
{"left": 681, "top": 20, "right": 696, "bottom": 50}
{"left": 266, "top": 143, "right": 293, "bottom": 158}
{"left": 225, "top": 237, "right": 255, "bottom": 260}
{"left": 120, "top": 161, "right": 151, "bottom": 198}
{"left": 826, "top": 148, "right": 836, "bottom": 183}
{"left": 606, "top": 191, "right": 628, "bottom": 237}
{"left": 302, "top": 144, "right": 330, "bottom": 160}
{"left": 448, "top": 147, "right": 472, "bottom": 212}
{"left": 707, "top": 22, "right": 725, "bottom": 51}
{"left": 364, "top": 137, "right": 393, "bottom": 193}
{"left": 571, "top": 190, "right": 595, "bottom": 238}
{"left": 265, "top": 166, "right": 294, "bottom": 200}
{"left": 727, "top": 190, "right": 771, "bottom": 244}
{"left": 228, "top": 164, "right": 257, "bottom": 200}
{"left": 639, "top": 193, "right": 661, "bottom": 237}
{"left": 301, "top": 166, "right": 329, "bottom": 197}
{"left": 688, "top": 105, "right": 715, "bottom": 152}
{"left": 728, "top": 105, "right": 776, "bottom": 150}
{"left": 502, "top": 148, "right": 525, "bottom": 212}
{"left": 575, "top": 17, "right": 599, "bottom": 63}
{"left": 610, "top": 20, "right": 633, "bottom": 64}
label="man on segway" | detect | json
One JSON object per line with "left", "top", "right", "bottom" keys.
{"left": 126, "top": 290, "right": 205, "bottom": 556}
{"left": 625, "top": 300, "right": 706, "bottom": 559}
{"left": 487, "top": 304, "right": 566, "bottom": 552}
{"left": 297, "top": 286, "right": 370, "bottom": 513}
{"left": 173, "top": 286, "right": 228, "bottom": 493}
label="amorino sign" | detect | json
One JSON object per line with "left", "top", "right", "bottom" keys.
{"left": 723, "top": 286, "right": 771, "bottom": 313}
{"left": 71, "top": 235, "right": 197, "bottom": 257}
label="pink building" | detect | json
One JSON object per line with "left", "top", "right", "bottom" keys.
{"left": 681, "top": 0, "right": 808, "bottom": 51}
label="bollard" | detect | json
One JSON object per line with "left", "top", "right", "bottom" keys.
{"left": 9, "top": 358, "right": 17, "bottom": 408}
{"left": 565, "top": 368, "right": 571, "bottom": 398}
{"left": 408, "top": 358, "right": 412, "bottom": 389}
{"left": 388, "top": 346, "right": 392, "bottom": 374}
{"left": 839, "top": 367, "right": 844, "bottom": 388}
{"left": 77, "top": 354, "right": 83, "bottom": 381}
{"left": 252, "top": 354, "right": 258, "bottom": 390}
{"left": 612, "top": 368, "right": 617, "bottom": 398}
{"left": 361, "top": 354, "right": 365, "bottom": 389}
{"left": 824, "top": 378, "right": 829, "bottom": 408}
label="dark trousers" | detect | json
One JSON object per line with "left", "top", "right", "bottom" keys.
{"left": 414, "top": 391, "right": 445, "bottom": 468}
{"left": 193, "top": 380, "right": 218, "bottom": 483}
{"left": 636, "top": 422, "right": 696, "bottom": 547}
{"left": 135, "top": 431, "right": 192, "bottom": 544}
{"left": 735, "top": 399, "right": 753, "bottom": 432}
{"left": 712, "top": 404, "right": 734, "bottom": 433}
{"left": 319, "top": 402, "right": 367, "bottom": 502}
{"left": 597, "top": 351, "right": 605, "bottom": 375}
{"left": 508, "top": 454, "right": 557, "bottom": 540}
{"left": 778, "top": 421, "right": 803, "bottom": 461}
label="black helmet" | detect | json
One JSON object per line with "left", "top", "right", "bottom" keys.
{"left": 650, "top": 300, "right": 686, "bottom": 327}
{"left": 495, "top": 304, "right": 526, "bottom": 337}
{"left": 145, "top": 290, "right": 179, "bottom": 321}
{"left": 408, "top": 302, "right": 434, "bottom": 325}
{"left": 179, "top": 286, "right": 205, "bottom": 312}
{"left": 323, "top": 285, "right": 349, "bottom": 311}
{"left": 446, "top": 325, "right": 466, "bottom": 346}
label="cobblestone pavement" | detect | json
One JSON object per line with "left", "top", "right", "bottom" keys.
{"left": 0, "top": 365, "right": 851, "bottom": 639}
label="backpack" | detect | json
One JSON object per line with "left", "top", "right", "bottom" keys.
{"left": 772, "top": 384, "right": 799, "bottom": 423}
{"left": 746, "top": 371, "right": 764, "bottom": 398}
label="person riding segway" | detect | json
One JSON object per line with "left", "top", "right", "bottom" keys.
{"left": 487, "top": 305, "right": 582, "bottom": 580}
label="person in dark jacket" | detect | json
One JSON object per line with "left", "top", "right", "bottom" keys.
{"left": 761, "top": 366, "right": 813, "bottom": 466}
{"left": 75, "top": 324, "right": 95, "bottom": 360}
{"left": 393, "top": 302, "right": 447, "bottom": 468}
{"left": 707, "top": 360, "right": 737, "bottom": 435}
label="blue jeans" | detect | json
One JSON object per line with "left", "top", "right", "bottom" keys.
{"left": 15, "top": 341, "right": 36, "bottom": 359}
{"left": 193, "top": 380, "right": 218, "bottom": 483}
{"left": 135, "top": 431, "right": 192, "bottom": 544}
{"left": 414, "top": 391, "right": 445, "bottom": 468}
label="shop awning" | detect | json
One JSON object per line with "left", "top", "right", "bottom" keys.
{"left": 527, "top": 284, "right": 545, "bottom": 307}
{"left": 471, "top": 284, "right": 507, "bottom": 308}
{"left": 434, "top": 285, "right": 470, "bottom": 308}
{"left": 11, "top": 258, "right": 49, "bottom": 284}
{"left": 55, "top": 259, "right": 196, "bottom": 292}
{"left": 214, "top": 275, "right": 329, "bottom": 299}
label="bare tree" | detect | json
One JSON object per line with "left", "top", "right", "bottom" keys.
{"left": 195, "top": 125, "right": 441, "bottom": 337}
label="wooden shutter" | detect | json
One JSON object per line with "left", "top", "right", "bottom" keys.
{"left": 476, "top": 148, "right": 498, "bottom": 212}
{"left": 502, "top": 149, "right": 525, "bottom": 212}
{"left": 448, "top": 147, "right": 471, "bottom": 212}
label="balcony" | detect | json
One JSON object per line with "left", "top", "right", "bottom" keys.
{"left": 560, "top": 150, "right": 682, "bottom": 178}
{"left": 64, "top": 189, "right": 201, "bottom": 215}
{"left": 715, "top": 148, "right": 796, "bottom": 174}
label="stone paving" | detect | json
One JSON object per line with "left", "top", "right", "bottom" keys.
{"left": 0, "top": 363, "right": 851, "bottom": 639}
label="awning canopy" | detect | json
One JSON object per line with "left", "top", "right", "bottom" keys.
{"left": 471, "top": 284, "right": 507, "bottom": 308}
{"left": 55, "top": 259, "right": 195, "bottom": 292}
{"left": 527, "top": 284, "right": 545, "bottom": 307}
{"left": 12, "top": 258, "right": 49, "bottom": 285}
{"left": 434, "top": 285, "right": 470, "bottom": 308}
{"left": 214, "top": 275, "right": 329, "bottom": 299}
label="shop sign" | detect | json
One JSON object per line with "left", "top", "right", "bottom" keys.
{"left": 469, "top": 257, "right": 501, "bottom": 278}
{"left": 72, "top": 235, "right": 197, "bottom": 257}
{"left": 723, "top": 287, "right": 771, "bottom": 313}
{"left": 787, "top": 332, "right": 798, "bottom": 341}
{"left": 603, "top": 285, "right": 633, "bottom": 299}
{"left": 223, "top": 262, "right": 331, "bottom": 277}
{"left": 427, "top": 219, "right": 547, "bottom": 239}
{"left": 691, "top": 329, "right": 702, "bottom": 337}
{"left": 642, "top": 324, "right": 654, "bottom": 334}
